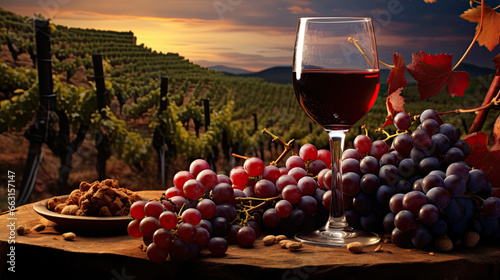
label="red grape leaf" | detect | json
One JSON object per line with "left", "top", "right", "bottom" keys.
{"left": 460, "top": 5, "right": 500, "bottom": 52}
{"left": 494, "top": 53, "right": 500, "bottom": 70}
{"left": 406, "top": 51, "right": 470, "bottom": 100}
{"left": 381, "top": 88, "right": 405, "bottom": 128}
{"left": 387, "top": 53, "right": 407, "bottom": 95}
{"left": 463, "top": 115, "right": 500, "bottom": 189}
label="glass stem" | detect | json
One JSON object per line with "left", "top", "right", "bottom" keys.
{"left": 326, "top": 129, "right": 348, "bottom": 230}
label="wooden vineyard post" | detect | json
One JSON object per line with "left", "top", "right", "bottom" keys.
{"left": 153, "top": 76, "right": 169, "bottom": 187}
{"left": 92, "top": 54, "right": 111, "bottom": 181}
{"left": 204, "top": 98, "right": 210, "bottom": 131}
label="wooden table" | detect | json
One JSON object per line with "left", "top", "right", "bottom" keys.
{"left": 1, "top": 190, "right": 500, "bottom": 280}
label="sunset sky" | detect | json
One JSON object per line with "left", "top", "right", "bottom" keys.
{"left": 2, "top": 0, "right": 498, "bottom": 71}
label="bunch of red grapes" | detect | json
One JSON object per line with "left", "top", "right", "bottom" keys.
{"left": 127, "top": 108, "right": 499, "bottom": 262}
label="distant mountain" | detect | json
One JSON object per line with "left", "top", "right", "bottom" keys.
{"left": 222, "top": 63, "right": 496, "bottom": 85}
{"left": 208, "top": 65, "right": 253, "bottom": 75}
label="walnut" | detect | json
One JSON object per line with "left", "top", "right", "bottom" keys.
{"left": 47, "top": 197, "right": 62, "bottom": 211}
{"left": 61, "top": 205, "right": 80, "bottom": 215}
{"left": 54, "top": 203, "right": 66, "bottom": 213}
{"left": 99, "top": 206, "right": 112, "bottom": 217}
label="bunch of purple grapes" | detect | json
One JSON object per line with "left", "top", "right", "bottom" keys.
{"left": 342, "top": 109, "right": 500, "bottom": 249}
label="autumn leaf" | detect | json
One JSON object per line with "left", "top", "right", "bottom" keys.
{"left": 381, "top": 87, "right": 405, "bottom": 128}
{"left": 423, "top": 0, "right": 437, "bottom": 3}
{"left": 494, "top": 53, "right": 500, "bottom": 70}
{"left": 460, "top": 4, "right": 500, "bottom": 52}
{"left": 406, "top": 51, "right": 470, "bottom": 100}
{"left": 463, "top": 114, "right": 500, "bottom": 190}
{"left": 387, "top": 53, "right": 407, "bottom": 95}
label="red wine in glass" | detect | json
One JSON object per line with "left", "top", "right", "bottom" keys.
{"left": 293, "top": 69, "right": 380, "bottom": 130}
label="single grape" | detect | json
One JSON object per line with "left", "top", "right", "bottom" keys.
{"left": 212, "top": 183, "right": 234, "bottom": 204}
{"left": 453, "top": 139, "right": 471, "bottom": 158}
{"left": 165, "top": 187, "right": 184, "bottom": 199}
{"left": 426, "top": 187, "right": 450, "bottom": 209}
{"left": 290, "top": 209, "right": 306, "bottom": 226}
{"left": 394, "top": 210, "right": 418, "bottom": 232}
{"left": 410, "top": 147, "right": 431, "bottom": 163}
{"left": 412, "top": 178, "right": 424, "bottom": 192}
{"left": 307, "top": 159, "right": 326, "bottom": 177}
{"left": 322, "top": 190, "right": 331, "bottom": 211}
{"left": 411, "top": 129, "right": 432, "bottom": 150}
{"left": 177, "top": 222, "right": 197, "bottom": 243}
{"left": 482, "top": 197, "right": 500, "bottom": 217}
{"left": 419, "top": 109, "right": 443, "bottom": 125}
{"left": 354, "top": 134, "right": 372, "bottom": 153}
{"left": 439, "top": 123, "right": 459, "bottom": 144}
{"left": 158, "top": 210, "right": 178, "bottom": 230}
{"left": 298, "top": 195, "right": 318, "bottom": 216}
{"left": 173, "top": 170, "right": 195, "bottom": 189}
{"left": 317, "top": 149, "right": 332, "bottom": 168}
{"left": 342, "top": 172, "right": 361, "bottom": 196}
{"left": 196, "top": 169, "right": 218, "bottom": 192}
{"left": 181, "top": 208, "right": 202, "bottom": 226}
{"left": 183, "top": 179, "right": 205, "bottom": 201}
{"left": 393, "top": 133, "right": 413, "bottom": 157}
{"left": 169, "top": 239, "right": 190, "bottom": 261}
{"left": 446, "top": 162, "right": 470, "bottom": 182}
{"left": 208, "top": 237, "right": 228, "bottom": 256}
{"left": 211, "top": 216, "right": 231, "bottom": 237}
{"left": 130, "top": 200, "right": 147, "bottom": 220}
{"left": 418, "top": 204, "right": 439, "bottom": 226}
{"left": 262, "top": 208, "right": 280, "bottom": 228}
{"left": 418, "top": 157, "right": 440, "bottom": 176}
{"left": 282, "top": 184, "right": 302, "bottom": 204}
{"left": 153, "top": 228, "right": 174, "bottom": 249}
{"left": 391, "top": 228, "right": 412, "bottom": 247}
{"left": 422, "top": 174, "right": 445, "bottom": 193}
{"left": 197, "top": 198, "right": 217, "bottom": 220}
{"left": 360, "top": 213, "right": 380, "bottom": 232}
{"left": 217, "top": 174, "right": 232, "bottom": 185}
{"left": 323, "top": 169, "right": 332, "bottom": 190}
{"left": 254, "top": 179, "right": 277, "bottom": 198}
{"left": 352, "top": 192, "right": 372, "bottom": 215}
{"left": 144, "top": 200, "right": 164, "bottom": 218}
{"left": 369, "top": 140, "right": 389, "bottom": 160}
{"left": 411, "top": 226, "right": 432, "bottom": 249}
{"left": 394, "top": 112, "right": 412, "bottom": 131}
{"left": 383, "top": 212, "right": 396, "bottom": 233}
{"left": 139, "top": 216, "right": 161, "bottom": 237}
{"left": 360, "top": 155, "right": 379, "bottom": 174}
{"left": 299, "top": 143, "right": 318, "bottom": 162}
{"left": 189, "top": 159, "right": 211, "bottom": 178}
{"left": 127, "top": 219, "right": 143, "bottom": 238}
{"left": 342, "top": 148, "right": 361, "bottom": 160}
{"left": 379, "top": 164, "right": 399, "bottom": 187}
{"left": 402, "top": 191, "right": 428, "bottom": 214}
{"left": 421, "top": 118, "right": 440, "bottom": 135}
{"left": 288, "top": 167, "right": 308, "bottom": 182}
{"left": 227, "top": 224, "right": 242, "bottom": 244}
{"left": 275, "top": 174, "right": 297, "bottom": 193}
{"left": 360, "top": 173, "right": 380, "bottom": 194}
{"left": 262, "top": 165, "right": 280, "bottom": 183}
{"left": 341, "top": 158, "right": 361, "bottom": 174}
{"left": 376, "top": 184, "right": 394, "bottom": 205}
{"left": 389, "top": 193, "right": 405, "bottom": 213}
{"left": 379, "top": 152, "right": 399, "bottom": 167}
{"left": 237, "top": 226, "right": 256, "bottom": 247}
{"left": 244, "top": 157, "right": 265, "bottom": 177}
{"left": 298, "top": 176, "right": 318, "bottom": 196}
{"left": 194, "top": 227, "right": 210, "bottom": 247}
{"left": 443, "top": 174, "right": 466, "bottom": 197}
{"left": 215, "top": 203, "right": 237, "bottom": 222}
{"left": 147, "top": 242, "right": 169, "bottom": 263}
{"left": 230, "top": 167, "right": 249, "bottom": 188}
{"left": 428, "top": 170, "right": 446, "bottom": 179}
{"left": 398, "top": 158, "right": 417, "bottom": 178}
{"left": 444, "top": 147, "right": 465, "bottom": 164}
{"left": 286, "top": 155, "right": 305, "bottom": 170}
{"left": 317, "top": 169, "right": 329, "bottom": 190}
{"left": 467, "top": 169, "right": 489, "bottom": 193}
{"left": 394, "top": 179, "right": 412, "bottom": 194}
{"left": 168, "top": 196, "right": 186, "bottom": 212}
{"left": 275, "top": 200, "right": 293, "bottom": 218}
{"left": 429, "top": 133, "right": 450, "bottom": 156}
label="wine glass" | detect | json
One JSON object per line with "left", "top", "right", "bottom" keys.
{"left": 292, "top": 17, "right": 381, "bottom": 247}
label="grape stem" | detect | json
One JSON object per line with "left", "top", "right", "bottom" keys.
{"left": 452, "top": 0, "right": 484, "bottom": 71}
{"left": 262, "top": 128, "right": 295, "bottom": 165}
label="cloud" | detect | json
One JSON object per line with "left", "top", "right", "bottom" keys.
{"left": 286, "top": 6, "right": 317, "bottom": 14}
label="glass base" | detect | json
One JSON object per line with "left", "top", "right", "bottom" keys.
{"left": 294, "top": 226, "right": 380, "bottom": 247}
